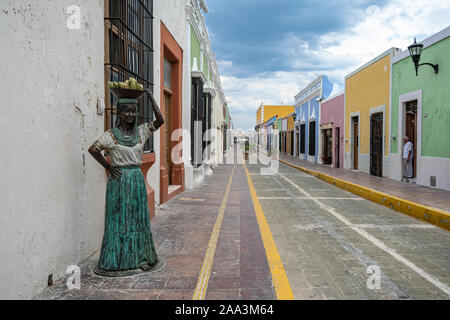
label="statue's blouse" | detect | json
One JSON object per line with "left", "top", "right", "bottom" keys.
{"left": 94, "top": 122, "right": 157, "bottom": 167}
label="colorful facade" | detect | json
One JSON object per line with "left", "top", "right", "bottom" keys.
{"left": 286, "top": 113, "right": 296, "bottom": 156}
{"left": 266, "top": 116, "right": 277, "bottom": 154}
{"left": 275, "top": 118, "right": 283, "bottom": 152}
{"left": 187, "top": 0, "right": 230, "bottom": 188}
{"left": 319, "top": 93, "right": 345, "bottom": 168}
{"left": 256, "top": 104, "right": 294, "bottom": 125}
{"left": 281, "top": 117, "right": 288, "bottom": 154}
{"left": 294, "top": 75, "right": 333, "bottom": 163}
{"left": 344, "top": 48, "right": 401, "bottom": 176}
{"left": 389, "top": 27, "right": 450, "bottom": 190}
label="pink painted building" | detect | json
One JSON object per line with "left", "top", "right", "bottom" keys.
{"left": 319, "top": 93, "right": 344, "bottom": 168}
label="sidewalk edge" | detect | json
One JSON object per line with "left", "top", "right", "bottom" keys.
{"left": 279, "top": 159, "right": 450, "bottom": 231}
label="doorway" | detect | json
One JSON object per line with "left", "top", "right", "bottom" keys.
{"left": 322, "top": 128, "right": 333, "bottom": 165}
{"left": 279, "top": 132, "right": 282, "bottom": 152}
{"left": 309, "top": 121, "right": 316, "bottom": 157}
{"left": 295, "top": 130, "right": 300, "bottom": 157}
{"left": 300, "top": 124, "right": 306, "bottom": 155}
{"left": 405, "top": 100, "right": 418, "bottom": 179}
{"left": 290, "top": 131, "right": 294, "bottom": 156}
{"left": 370, "top": 112, "right": 383, "bottom": 177}
{"left": 163, "top": 90, "right": 172, "bottom": 184}
{"left": 287, "top": 131, "right": 291, "bottom": 156}
{"left": 335, "top": 127, "right": 340, "bottom": 168}
{"left": 351, "top": 117, "right": 359, "bottom": 170}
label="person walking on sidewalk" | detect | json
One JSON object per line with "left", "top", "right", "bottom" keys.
{"left": 402, "top": 136, "right": 414, "bottom": 180}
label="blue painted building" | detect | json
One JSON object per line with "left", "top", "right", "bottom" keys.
{"left": 294, "top": 75, "right": 333, "bottom": 163}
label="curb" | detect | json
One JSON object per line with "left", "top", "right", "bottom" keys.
{"left": 279, "top": 159, "right": 450, "bottom": 231}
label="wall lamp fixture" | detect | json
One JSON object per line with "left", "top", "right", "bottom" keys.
{"left": 408, "top": 38, "right": 438, "bottom": 76}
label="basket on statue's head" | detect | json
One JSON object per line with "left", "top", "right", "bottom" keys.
{"left": 110, "top": 87, "right": 146, "bottom": 100}
{"left": 109, "top": 77, "right": 146, "bottom": 99}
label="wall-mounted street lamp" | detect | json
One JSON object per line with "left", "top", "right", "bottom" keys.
{"left": 408, "top": 38, "right": 439, "bottom": 76}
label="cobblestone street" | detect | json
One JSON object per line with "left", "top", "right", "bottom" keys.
{"left": 35, "top": 160, "right": 450, "bottom": 300}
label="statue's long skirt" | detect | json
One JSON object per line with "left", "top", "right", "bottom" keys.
{"left": 98, "top": 166, "right": 157, "bottom": 271}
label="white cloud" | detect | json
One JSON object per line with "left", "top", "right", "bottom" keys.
{"left": 221, "top": 0, "right": 450, "bottom": 130}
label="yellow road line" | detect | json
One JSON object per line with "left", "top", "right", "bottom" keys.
{"left": 280, "top": 159, "right": 450, "bottom": 231}
{"left": 244, "top": 165, "right": 295, "bottom": 300}
{"left": 193, "top": 165, "right": 236, "bottom": 300}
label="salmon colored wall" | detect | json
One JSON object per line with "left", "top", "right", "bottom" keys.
{"left": 160, "top": 22, "right": 184, "bottom": 204}
{"left": 345, "top": 54, "right": 391, "bottom": 156}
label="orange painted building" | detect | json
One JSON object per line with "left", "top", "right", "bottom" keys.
{"left": 160, "top": 22, "right": 185, "bottom": 204}
{"left": 256, "top": 104, "right": 294, "bottom": 125}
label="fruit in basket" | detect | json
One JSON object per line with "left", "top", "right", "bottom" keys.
{"left": 118, "top": 81, "right": 128, "bottom": 89}
{"left": 109, "top": 77, "right": 144, "bottom": 91}
{"left": 129, "top": 78, "right": 138, "bottom": 89}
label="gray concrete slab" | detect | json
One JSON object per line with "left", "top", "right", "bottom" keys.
{"left": 250, "top": 162, "right": 450, "bottom": 300}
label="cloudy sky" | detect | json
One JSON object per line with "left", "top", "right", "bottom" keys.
{"left": 203, "top": 0, "right": 450, "bottom": 130}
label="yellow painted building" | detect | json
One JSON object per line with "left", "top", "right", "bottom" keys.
{"left": 256, "top": 104, "right": 294, "bottom": 125}
{"left": 344, "top": 48, "right": 401, "bottom": 177}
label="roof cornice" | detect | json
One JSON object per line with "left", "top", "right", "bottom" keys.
{"left": 392, "top": 26, "right": 450, "bottom": 64}
{"left": 345, "top": 47, "right": 401, "bottom": 80}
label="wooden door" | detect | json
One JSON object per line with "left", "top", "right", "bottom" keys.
{"left": 309, "top": 122, "right": 316, "bottom": 157}
{"left": 323, "top": 129, "right": 332, "bottom": 165}
{"left": 300, "top": 124, "right": 306, "bottom": 154}
{"left": 335, "top": 127, "right": 340, "bottom": 168}
{"left": 370, "top": 113, "right": 383, "bottom": 177}
{"left": 406, "top": 101, "right": 418, "bottom": 178}
{"left": 164, "top": 91, "right": 173, "bottom": 185}
{"left": 353, "top": 119, "right": 359, "bottom": 170}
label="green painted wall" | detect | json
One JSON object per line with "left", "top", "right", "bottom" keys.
{"left": 391, "top": 36, "right": 450, "bottom": 158}
{"left": 276, "top": 118, "right": 282, "bottom": 131}
{"left": 190, "top": 26, "right": 200, "bottom": 70}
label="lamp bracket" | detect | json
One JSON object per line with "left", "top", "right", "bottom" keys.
{"left": 418, "top": 62, "right": 439, "bottom": 74}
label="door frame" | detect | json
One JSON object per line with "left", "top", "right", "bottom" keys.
{"left": 398, "top": 90, "right": 422, "bottom": 180}
{"left": 308, "top": 119, "right": 317, "bottom": 159}
{"left": 335, "top": 127, "right": 340, "bottom": 168}
{"left": 163, "top": 87, "right": 173, "bottom": 184}
{"left": 160, "top": 22, "right": 184, "bottom": 204}
{"left": 369, "top": 105, "right": 386, "bottom": 177}
{"left": 349, "top": 111, "right": 360, "bottom": 170}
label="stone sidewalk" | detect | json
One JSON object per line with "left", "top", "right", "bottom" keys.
{"left": 33, "top": 165, "right": 275, "bottom": 300}
{"left": 280, "top": 154, "right": 450, "bottom": 213}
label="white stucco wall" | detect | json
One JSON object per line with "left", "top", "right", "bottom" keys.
{"left": 152, "top": 0, "right": 188, "bottom": 197}
{"left": 212, "top": 95, "right": 225, "bottom": 165}
{"left": 0, "top": 0, "right": 105, "bottom": 299}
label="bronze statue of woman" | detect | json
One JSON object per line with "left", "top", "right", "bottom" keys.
{"left": 89, "top": 90, "right": 164, "bottom": 276}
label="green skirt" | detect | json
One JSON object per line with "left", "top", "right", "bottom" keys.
{"left": 98, "top": 166, "right": 157, "bottom": 271}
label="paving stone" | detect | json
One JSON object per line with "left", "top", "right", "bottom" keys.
{"left": 33, "top": 162, "right": 450, "bottom": 300}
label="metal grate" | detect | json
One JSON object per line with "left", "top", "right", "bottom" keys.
{"left": 309, "top": 122, "right": 316, "bottom": 156}
{"left": 105, "top": 0, "right": 154, "bottom": 152}
{"left": 300, "top": 124, "right": 306, "bottom": 154}
{"left": 191, "top": 78, "right": 205, "bottom": 167}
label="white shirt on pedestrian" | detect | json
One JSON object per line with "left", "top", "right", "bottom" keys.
{"left": 403, "top": 141, "right": 414, "bottom": 159}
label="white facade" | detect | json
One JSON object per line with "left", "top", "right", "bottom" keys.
{"left": 152, "top": 0, "right": 189, "bottom": 202}
{"left": 0, "top": 0, "right": 226, "bottom": 300}
{"left": 0, "top": 0, "right": 105, "bottom": 299}
{"left": 186, "top": 0, "right": 228, "bottom": 187}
